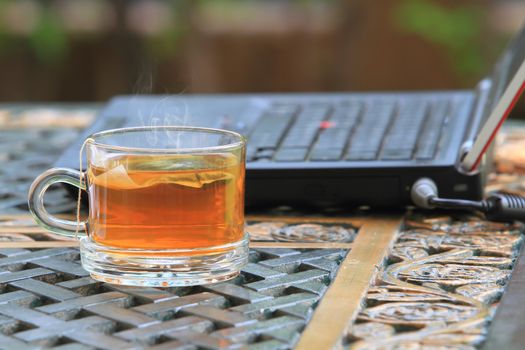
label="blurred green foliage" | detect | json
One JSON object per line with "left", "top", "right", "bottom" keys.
{"left": 29, "top": 7, "right": 67, "bottom": 63}
{"left": 144, "top": 1, "right": 188, "bottom": 61}
{"left": 394, "top": 0, "right": 488, "bottom": 83}
{"left": 0, "top": 0, "right": 510, "bottom": 83}
{"left": 0, "top": 0, "right": 188, "bottom": 64}
{"left": 0, "top": 0, "right": 67, "bottom": 64}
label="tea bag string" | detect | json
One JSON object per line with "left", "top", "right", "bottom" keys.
{"left": 76, "top": 139, "right": 92, "bottom": 238}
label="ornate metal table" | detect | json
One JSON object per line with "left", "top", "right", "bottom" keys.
{"left": 0, "top": 105, "right": 523, "bottom": 350}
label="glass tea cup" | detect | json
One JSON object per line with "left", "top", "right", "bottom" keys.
{"left": 28, "top": 126, "right": 248, "bottom": 286}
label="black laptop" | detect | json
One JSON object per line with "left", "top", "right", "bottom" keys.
{"left": 56, "top": 25, "right": 525, "bottom": 207}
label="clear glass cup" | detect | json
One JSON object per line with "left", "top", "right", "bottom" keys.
{"left": 28, "top": 126, "right": 248, "bottom": 286}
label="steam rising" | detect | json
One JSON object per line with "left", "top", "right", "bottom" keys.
{"left": 132, "top": 70, "right": 191, "bottom": 149}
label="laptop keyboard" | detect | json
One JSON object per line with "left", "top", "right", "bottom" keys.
{"left": 247, "top": 98, "right": 451, "bottom": 162}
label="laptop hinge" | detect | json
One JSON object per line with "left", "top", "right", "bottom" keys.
{"left": 457, "top": 78, "right": 493, "bottom": 173}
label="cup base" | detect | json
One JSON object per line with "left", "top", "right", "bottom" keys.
{"left": 79, "top": 235, "right": 249, "bottom": 287}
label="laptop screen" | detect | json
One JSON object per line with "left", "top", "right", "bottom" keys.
{"left": 489, "top": 24, "right": 525, "bottom": 114}
{"left": 461, "top": 23, "right": 525, "bottom": 172}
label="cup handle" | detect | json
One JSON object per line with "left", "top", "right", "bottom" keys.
{"left": 28, "top": 168, "right": 87, "bottom": 238}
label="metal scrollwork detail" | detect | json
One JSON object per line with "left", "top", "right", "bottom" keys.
{"left": 398, "top": 264, "right": 510, "bottom": 286}
{"left": 245, "top": 222, "right": 287, "bottom": 241}
{"left": 275, "top": 223, "right": 356, "bottom": 242}
{"left": 349, "top": 322, "right": 395, "bottom": 340}
{"left": 246, "top": 222, "right": 356, "bottom": 243}
{"left": 456, "top": 283, "right": 504, "bottom": 303}
{"left": 359, "top": 302, "right": 479, "bottom": 326}
{"left": 349, "top": 214, "right": 523, "bottom": 349}
{"left": 390, "top": 245, "right": 429, "bottom": 262}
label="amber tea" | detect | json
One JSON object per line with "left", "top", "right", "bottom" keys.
{"left": 29, "top": 126, "right": 248, "bottom": 286}
{"left": 87, "top": 154, "right": 245, "bottom": 250}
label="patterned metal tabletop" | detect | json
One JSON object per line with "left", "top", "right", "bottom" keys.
{"left": 0, "top": 246, "right": 346, "bottom": 349}
{"left": 0, "top": 105, "right": 524, "bottom": 350}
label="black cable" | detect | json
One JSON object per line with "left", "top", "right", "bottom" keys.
{"left": 411, "top": 178, "right": 525, "bottom": 223}
{"left": 428, "top": 197, "right": 485, "bottom": 211}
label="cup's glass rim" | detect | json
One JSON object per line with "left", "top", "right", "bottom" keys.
{"left": 85, "top": 126, "right": 246, "bottom": 153}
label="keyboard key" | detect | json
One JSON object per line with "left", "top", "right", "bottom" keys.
{"left": 345, "top": 150, "right": 377, "bottom": 161}
{"left": 414, "top": 101, "right": 448, "bottom": 160}
{"left": 414, "top": 146, "right": 436, "bottom": 160}
{"left": 274, "top": 148, "right": 309, "bottom": 162}
{"left": 381, "top": 148, "right": 413, "bottom": 160}
{"left": 309, "top": 128, "right": 349, "bottom": 161}
{"left": 279, "top": 105, "right": 330, "bottom": 149}
{"left": 315, "top": 128, "right": 349, "bottom": 149}
{"left": 249, "top": 114, "right": 293, "bottom": 149}
{"left": 346, "top": 101, "right": 394, "bottom": 158}
{"left": 330, "top": 103, "right": 362, "bottom": 129}
{"left": 380, "top": 101, "right": 427, "bottom": 160}
{"left": 254, "top": 149, "right": 275, "bottom": 160}
{"left": 280, "top": 126, "right": 319, "bottom": 148}
{"left": 310, "top": 148, "right": 344, "bottom": 161}
{"left": 301, "top": 104, "right": 331, "bottom": 119}
{"left": 349, "top": 136, "right": 383, "bottom": 152}
{"left": 268, "top": 103, "right": 299, "bottom": 116}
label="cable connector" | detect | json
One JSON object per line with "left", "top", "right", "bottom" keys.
{"left": 410, "top": 177, "right": 525, "bottom": 223}
{"left": 484, "top": 193, "right": 525, "bottom": 222}
{"left": 410, "top": 178, "right": 438, "bottom": 209}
